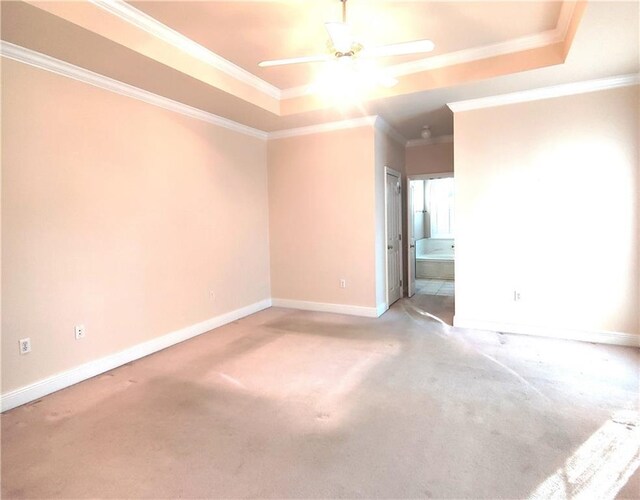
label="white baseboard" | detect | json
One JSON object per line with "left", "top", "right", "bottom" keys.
{"left": 272, "top": 298, "right": 381, "bottom": 318}
{"left": 1, "top": 299, "right": 272, "bottom": 412}
{"left": 453, "top": 317, "right": 640, "bottom": 347}
{"left": 377, "top": 302, "right": 389, "bottom": 317}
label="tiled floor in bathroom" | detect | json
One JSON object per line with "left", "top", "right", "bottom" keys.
{"left": 416, "top": 278, "right": 455, "bottom": 296}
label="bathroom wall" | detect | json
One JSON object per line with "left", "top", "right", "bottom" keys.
{"left": 411, "top": 180, "right": 426, "bottom": 240}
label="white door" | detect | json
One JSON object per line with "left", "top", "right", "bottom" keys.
{"left": 407, "top": 182, "right": 416, "bottom": 297}
{"left": 386, "top": 171, "right": 402, "bottom": 305}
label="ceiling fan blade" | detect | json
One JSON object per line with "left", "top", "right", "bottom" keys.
{"left": 325, "top": 22, "right": 353, "bottom": 53}
{"left": 259, "top": 54, "right": 331, "bottom": 67}
{"left": 361, "top": 39, "right": 435, "bottom": 58}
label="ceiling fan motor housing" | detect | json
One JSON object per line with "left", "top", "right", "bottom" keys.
{"left": 328, "top": 40, "right": 363, "bottom": 59}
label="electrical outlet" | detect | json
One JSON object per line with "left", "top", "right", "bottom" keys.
{"left": 75, "top": 325, "right": 86, "bottom": 340}
{"left": 209, "top": 290, "right": 216, "bottom": 301}
{"left": 340, "top": 279, "right": 346, "bottom": 289}
{"left": 513, "top": 290, "right": 521, "bottom": 302}
{"left": 19, "top": 338, "right": 31, "bottom": 355}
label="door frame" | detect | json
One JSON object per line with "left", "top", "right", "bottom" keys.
{"left": 408, "top": 172, "right": 453, "bottom": 181}
{"left": 407, "top": 181, "right": 417, "bottom": 298}
{"left": 407, "top": 172, "right": 454, "bottom": 294}
{"left": 384, "top": 166, "right": 403, "bottom": 308}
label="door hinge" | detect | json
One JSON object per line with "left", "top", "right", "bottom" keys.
{"left": 400, "top": 280, "right": 403, "bottom": 286}
{"left": 399, "top": 234, "right": 402, "bottom": 240}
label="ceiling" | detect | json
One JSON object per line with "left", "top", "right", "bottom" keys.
{"left": 1, "top": 1, "right": 638, "bottom": 140}
{"left": 129, "top": 1, "right": 562, "bottom": 89}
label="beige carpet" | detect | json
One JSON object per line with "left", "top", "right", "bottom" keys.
{"left": 2, "top": 297, "right": 639, "bottom": 498}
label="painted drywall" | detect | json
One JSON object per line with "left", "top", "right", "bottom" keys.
{"left": 411, "top": 180, "right": 426, "bottom": 240}
{"left": 1, "top": 59, "right": 271, "bottom": 393}
{"left": 454, "top": 85, "right": 639, "bottom": 337}
{"left": 406, "top": 141, "right": 454, "bottom": 176}
{"left": 268, "top": 127, "right": 377, "bottom": 307}
{"left": 374, "top": 126, "right": 406, "bottom": 308}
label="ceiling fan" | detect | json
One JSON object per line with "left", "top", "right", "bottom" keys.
{"left": 258, "top": 0, "right": 435, "bottom": 69}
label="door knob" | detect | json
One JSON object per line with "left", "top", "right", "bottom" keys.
{"left": 410, "top": 244, "right": 415, "bottom": 248}
{"left": 387, "top": 245, "right": 393, "bottom": 250}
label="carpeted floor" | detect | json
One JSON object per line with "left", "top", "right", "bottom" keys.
{"left": 2, "top": 296, "right": 639, "bottom": 498}
{"left": 408, "top": 285, "right": 455, "bottom": 325}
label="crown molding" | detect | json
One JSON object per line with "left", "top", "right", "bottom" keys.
{"left": 80, "top": 0, "right": 581, "bottom": 105}
{"left": 556, "top": 0, "right": 577, "bottom": 40}
{"left": 280, "top": 28, "right": 563, "bottom": 98}
{"left": 282, "top": 1, "right": 577, "bottom": 95}
{"left": 0, "top": 41, "right": 269, "bottom": 140}
{"left": 406, "top": 135, "right": 454, "bottom": 148}
{"left": 387, "top": 0, "right": 575, "bottom": 79}
{"left": 89, "top": 0, "right": 282, "bottom": 100}
{"left": 389, "top": 29, "right": 562, "bottom": 78}
{"left": 0, "top": 42, "right": 403, "bottom": 143}
{"left": 374, "top": 116, "right": 407, "bottom": 146}
{"left": 280, "top": 85, "right": 313, "bottom": 100}
{"left": 268, "top": 115, "right": 377, "bottom": 139}
{"left": 447, "top": 74, "right": 640, "bottom": 113}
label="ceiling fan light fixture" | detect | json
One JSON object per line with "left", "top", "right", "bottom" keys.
{"left": 308, "top": 58, "right": 397, "bottom": 104}
{"left": 361, "top": 39, "right": 435, "bottom": 58}
{"left": 258, "top": 0, "right": 433, "bottom": 100}
{"left": 379, "top": 74, "right": 399, "bottom": 89}
{"left": 325, "top": 22, "right": 354, "bottom": 54}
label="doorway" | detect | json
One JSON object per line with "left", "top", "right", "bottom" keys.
{"left": 385, "top": 167, "right": 402, "bottom": 307}
{"left": 407, "top": 173, "right": 455, "bottom": 323}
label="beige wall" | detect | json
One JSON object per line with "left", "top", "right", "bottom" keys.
{"left": 406, "top": 141, "right": 454, "bottom": 176}
{"left": 268, "top": 127, "right": 377, "bottom": 307}
{"left": 1, "top": 59, "right": 271, "bottom": 392}
{"left": 374, "top": 126, "right": 406, "bottom": 306}
{"left": 454, "top": 85, "right": 639, "bottom": 336}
